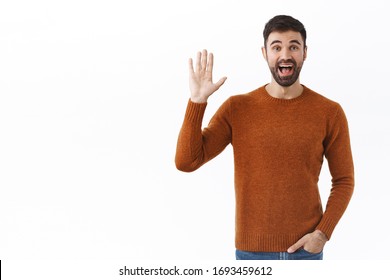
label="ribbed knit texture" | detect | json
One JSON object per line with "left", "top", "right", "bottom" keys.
{"left": 175, "top": 85, "right": 354, "bottom": 252}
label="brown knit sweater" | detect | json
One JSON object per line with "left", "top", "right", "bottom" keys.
{"left": 175, "top": 85, "right": 354, "bottom": 252}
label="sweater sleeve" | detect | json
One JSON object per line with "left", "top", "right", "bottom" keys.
{"left": 316, "top": 104, "right": 354, "bottom": 239}
{"left": 175, "top": 98, "right": 232, "bottom": 172}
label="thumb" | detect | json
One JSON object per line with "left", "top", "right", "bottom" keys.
{"left": 215, "top": 76, "right": 227, "bottom": 89}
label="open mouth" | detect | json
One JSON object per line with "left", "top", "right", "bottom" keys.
{"left": 278, "top": 64, "right": 294, "bottom": 76}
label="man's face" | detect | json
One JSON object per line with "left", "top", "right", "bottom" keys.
{"left": 262, "top": 30, "right": 307, "bottom": 87}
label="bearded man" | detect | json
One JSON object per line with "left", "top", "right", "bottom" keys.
{"left": 175, "top": 15, "right": 354, "bottom": 260}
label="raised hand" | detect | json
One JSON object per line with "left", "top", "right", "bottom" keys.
{"left": 188, "top": 49, "right": 227, "bottom": 103}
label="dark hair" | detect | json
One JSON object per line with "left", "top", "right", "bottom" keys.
{"left": 263, "top": 15, "right": 306, "bottom": 48}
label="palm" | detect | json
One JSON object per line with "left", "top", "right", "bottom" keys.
{"left": 188, "top": 50, "right": 227, "bottom": 103}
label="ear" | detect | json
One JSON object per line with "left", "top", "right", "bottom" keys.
{"left": 261, "top": 46, "right": 267, "bottom": 60}
{"left": 303, "top": 45, "right": 308, "bottom": 61}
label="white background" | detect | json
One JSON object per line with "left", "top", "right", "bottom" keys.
{"left": 0, "top": 0, "right": 389, "bottom": 261}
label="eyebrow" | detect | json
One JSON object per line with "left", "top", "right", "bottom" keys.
{"left": 269, "top": 39, "right": 302, "bottom": 46}
{"left": 270, "top": 40, "right": 282, "bottom": 46}
{"left": 290, "top": 40, "right": 302, "bottom": 45}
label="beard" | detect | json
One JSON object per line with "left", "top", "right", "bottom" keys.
{"left": 269, "top": 59, "right": 303, "bottom": 87}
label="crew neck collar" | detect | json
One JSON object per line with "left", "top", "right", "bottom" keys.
{"left": 259, "top": 84, "right": 310, "bottom": 104}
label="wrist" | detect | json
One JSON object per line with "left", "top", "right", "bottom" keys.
{"left": 190, "top": 96, "right": 208, "bottom": 103}
{"left": 314, "top": 230, "right": 328, "bottom": 241}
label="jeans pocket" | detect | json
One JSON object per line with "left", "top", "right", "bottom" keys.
{"left": 296, "top": 248, "right": 323, "bottom": 260}
{"left": 301, "top": 248, "right": 323, "bottom": 255}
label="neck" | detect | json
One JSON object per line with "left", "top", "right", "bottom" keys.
{"left": 265, "top": 80, "right": 303, "bottom": 100}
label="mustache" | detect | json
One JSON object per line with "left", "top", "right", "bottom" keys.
{"left": 276, "top": 59, "right": 297, "bottom": 66}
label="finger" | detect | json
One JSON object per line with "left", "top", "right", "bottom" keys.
{"left": 215, "top": 76, "right": 227, "bottom": 89}
{"left": 287, "top": 238, "right": 305, "bottom": 253}
{"left": 195, "top": 51, "right": 201, "bottom": 73}
{"left": 188, "top": 58, "right": 194, "bottom": 74}
{"left": 207, "top": 52, "right": 214, "bottom": 74}
{"left": 201, "top": 49, "right": 207, "bottom": 71}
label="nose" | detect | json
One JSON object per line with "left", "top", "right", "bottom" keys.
{"left": 280, "top": 48, "right": 292, "bottom": 60}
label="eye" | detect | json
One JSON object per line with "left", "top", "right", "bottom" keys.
{"left": 290, "top": 45, "right": 299, "bottom": 51}
{"left": 272, "top": 46, "right": 281, "bottom": 51}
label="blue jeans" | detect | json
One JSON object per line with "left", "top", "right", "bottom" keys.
{"left": 236, "top": 249, "right": 323, "bottom": 260}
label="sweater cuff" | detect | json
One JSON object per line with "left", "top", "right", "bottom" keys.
{"left": 315, "top": 216, "right": 339, "bottom": 240}
{"left": 184, "top": 99, "right": 207, "bottom": 124}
